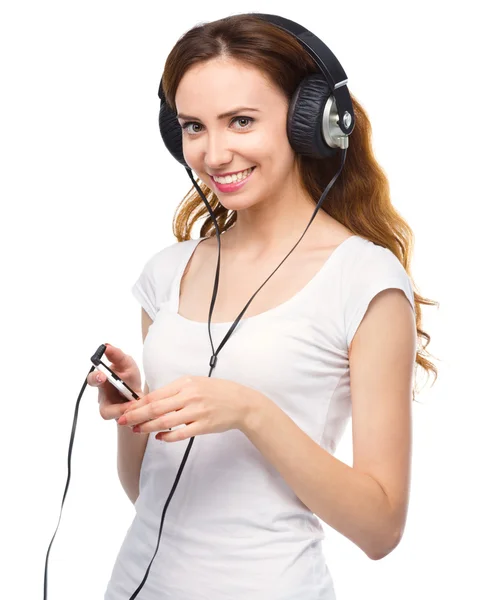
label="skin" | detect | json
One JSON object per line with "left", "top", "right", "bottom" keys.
{"left": 174, "top": 56, "right": 341, "bottom": 259}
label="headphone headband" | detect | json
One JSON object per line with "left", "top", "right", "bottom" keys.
{"left": 251, "top": 14, "right": 347, "bottom": 90}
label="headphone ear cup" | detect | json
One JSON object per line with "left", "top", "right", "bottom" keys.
{"left": 287, "top": 74, "right": 339, "bottom": 159}
{"left": 159, "top": 94, "right": 190, "bottom": 169}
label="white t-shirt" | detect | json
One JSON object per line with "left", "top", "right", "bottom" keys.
{"left": 104, "top": 234, "right": 415, "bottom": 600}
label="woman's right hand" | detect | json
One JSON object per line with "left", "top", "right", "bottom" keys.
{"left": 87, "top": 343, "right": 143, "bottom": 421}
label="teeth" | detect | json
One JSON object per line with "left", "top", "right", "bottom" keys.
{"left": 212, "top": 167, "right": 253, "bottom": 184}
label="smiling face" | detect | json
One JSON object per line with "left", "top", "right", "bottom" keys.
{"left": 174, "top": 57, "right": 303, "bottom": 214}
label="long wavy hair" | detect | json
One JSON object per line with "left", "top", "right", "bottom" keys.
{"left": 160, "top": 12, "right": 439, "bottom": 399}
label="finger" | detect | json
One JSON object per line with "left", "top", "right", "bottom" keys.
{"left": 131, "top": 407, "right": 191, "bottom": 433}
{"left": 123, "top": 400, "right": 139, "bottom": 412}
{"left": 103, "top": 343, "right": 133, "bottom": 370}
{"left": 141, "top": 375, "right": 192, "bottom": 407}
{"left": 156, "top": 421, "right": 193, "bottom": 442}
{"left": 130, "top": 415, "right": 168, "bottom": 433}
{"left": 121, "top": 394, "right": 181, "bottom": 426}
{"left": 122, "top": 397, "right": 147, "bottom": 414}
{"left": 103, "top": 401, "right": 132, "bottom": 421}
{"left": 88, "top": 371, "right": 105, "bottom": 386}
{"left": 118, "top": 402, "right": 155, "bottom": 427}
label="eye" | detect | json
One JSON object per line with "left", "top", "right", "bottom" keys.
{"left": 180, "top": 116, "right": 255, "bottom": 136}
{"left": 232, "top": 117, "right": 254, "bottom": 130}
{"left": 180, "top": 121, "right": 203, "bottom": 135}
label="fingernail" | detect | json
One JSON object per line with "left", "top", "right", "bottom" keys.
{"left": 96, "top": 374, "right": 103, "bottom": 383}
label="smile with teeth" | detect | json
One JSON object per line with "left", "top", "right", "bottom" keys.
{"left": 211, "top": 167, "right": 254, "bottom": 184}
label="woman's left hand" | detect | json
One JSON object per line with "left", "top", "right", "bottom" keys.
{"left": 117, "top": 375, "right": 260, "bottom": 442}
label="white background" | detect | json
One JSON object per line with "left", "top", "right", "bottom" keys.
{"left": 1, "top": 1, "right": 488, "bottom": 599}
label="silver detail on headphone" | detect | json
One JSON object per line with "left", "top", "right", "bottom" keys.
{"left": 334, "top": 78, "right": 348, "bottom": 89}
{"left": 343, "top": 111, "right": 352, "bottom": 129}
{"left": 322, "top": 96, "right": 350, "bottom": 150}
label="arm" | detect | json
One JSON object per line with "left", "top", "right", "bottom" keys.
{"left": 242, "top": 288, "right": 416, "bottom": 560}
{"left": 116, "top": 307, "right": 151, "bottom": 505}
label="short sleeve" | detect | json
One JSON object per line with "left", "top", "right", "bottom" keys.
{"left": 131, "top": 253, "right": 159, "bottom": 321}
{"left": 343, "top": 244, "right": 415, "bottom": 350}
{"left": 131, "top": 240, "right": 183, "bottom": 321}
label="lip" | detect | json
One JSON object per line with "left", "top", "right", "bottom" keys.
{"left": 209, "top": 167, "right": 256, "bottom": 193}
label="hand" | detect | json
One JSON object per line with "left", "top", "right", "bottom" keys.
{"left": 117, "top": 375, "right": 259, "bottom": 442}
{"left": 87, "top": 342, "right": 143, "bottom": 421}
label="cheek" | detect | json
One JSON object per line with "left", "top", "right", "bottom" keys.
{"left": 256, "top": 121, "right": 291, "bottom": 155}
{"left": 182, "top": 141, "right": 199, "bottom": 167}
{"left": 254, "top": 129, "right": 295, "bottom": 171}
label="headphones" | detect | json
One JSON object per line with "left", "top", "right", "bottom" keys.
{"left": 157, "top": 13, "right": 355, "bottom": 170}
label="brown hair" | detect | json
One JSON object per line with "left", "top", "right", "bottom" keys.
{"left": 160, "top": 12, "right": 439, "bottom": 400}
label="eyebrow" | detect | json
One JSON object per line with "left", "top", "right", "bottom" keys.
{"left": 176, "top": 107, "right": 261, "bottom": 121}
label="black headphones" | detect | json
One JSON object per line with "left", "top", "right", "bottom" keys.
{"left": 157, "top": 13, "right": 355, "bottom": 170}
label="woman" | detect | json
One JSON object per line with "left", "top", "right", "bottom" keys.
{"left": 98, "top": 12, "right": 438, "bottom": 600}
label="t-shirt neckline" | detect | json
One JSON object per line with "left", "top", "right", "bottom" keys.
{"left": 169, "top": 234, "right": 361, "bottom": 326}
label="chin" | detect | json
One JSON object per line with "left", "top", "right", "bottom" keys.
{"left": 217, "top": 191, "right": 264, "bottom": 211}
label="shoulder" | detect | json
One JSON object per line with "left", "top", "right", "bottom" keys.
{"left": 132, "top": 238, "right": 201, "bottom": 320}
{"left": 342, "top": 237, "right": 412, "bottom": 294}
{"left": 342, "top": 235, "right": 402, "bottom": 267}
{"left": 134, "top": 238, "right": 200, "bottom": 296}
{"left": 143, "top": 238, "right": 198, "bottom": 272}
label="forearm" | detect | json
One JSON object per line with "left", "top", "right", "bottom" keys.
{"left": 242, "top": 395, "right": 399, "bottom": 560}
{"left": 116, "top": 421, "right": 149, "bottom": 505}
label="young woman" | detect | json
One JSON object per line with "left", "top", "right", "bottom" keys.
{"left": 96, "top": 12, "right": 437, "bottom": 600}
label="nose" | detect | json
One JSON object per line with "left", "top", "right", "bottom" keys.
{"left": 204, "top": 129, "right": 233, "bottom": 170}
